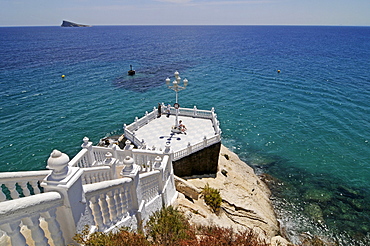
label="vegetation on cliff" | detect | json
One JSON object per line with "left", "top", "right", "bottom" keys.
{"left": 202, "top": 183, "right": 222, "bottom": 213}
{"left": 74, "top": 206, "right": 269, "bottom": 246}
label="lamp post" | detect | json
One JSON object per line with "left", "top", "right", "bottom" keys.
{"left": 165, "top": 71, "right": 188, "bottom": 130}
{"left": 165, "top": 71, "right": 188, "bottom": 104}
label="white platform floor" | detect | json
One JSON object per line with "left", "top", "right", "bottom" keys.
{"left": 134, "top": 114, "right": 216, "bottom": 152}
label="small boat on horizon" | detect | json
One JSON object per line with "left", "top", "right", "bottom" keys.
{"left": 128, "top": 65, "right": 135, "bottom": 76}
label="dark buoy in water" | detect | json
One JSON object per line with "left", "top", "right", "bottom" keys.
{"left": 128, "top": 65, "right": 135, "bottom": 76}
{"left": 277, "top": 70, "right": 281, "bottom": 73}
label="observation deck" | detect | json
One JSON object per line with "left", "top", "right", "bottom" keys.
{"left": 124, "top": 105, "right": 222, "bottom": 162}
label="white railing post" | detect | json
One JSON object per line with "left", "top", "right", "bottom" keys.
{"left": 203, "top": 136, "right": 208, "bottom": 147}
{"left": 41, "top": 150, "right": 85, "bottom": 243}
{"left": 163, "top": 143, "right": 173, "bottom": 162}
{"left": 154, "top": 156, "right": 165, "bottom": 205}
{"left": 81, "top": 137, "right": 95, "bottom": 166}
{"left": 120, "top": 156, "right": 143, "bottom": 230}
{"left": 187, "top": 142, "right": 192, "bottom": 155}
{"left": 103, "top": 152, "right": 118, "bottom": 179}
{"left": 135, "top": 117, "right": 139, "bottom": 130}
{"left": 193, "top": 106, "right": 197, "bottom": 117}
{"left": 145, "top": 111, "right": 149, "bottom": 124}
{"left": 124, "top": 140, "right": 134, "bottom": 157}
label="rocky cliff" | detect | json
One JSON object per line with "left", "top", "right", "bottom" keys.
{"left": 61, "top": 20, "right": 91, "bottom": 27}
{"left": 174, "top": 144, "right": 293, "bottom": 246}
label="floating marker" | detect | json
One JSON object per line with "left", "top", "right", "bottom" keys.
{"left": 61, "top": 75, "right": 65, "bottom": 78}
{"left": 277, "top": 70, "right": 281, "bottom": 73}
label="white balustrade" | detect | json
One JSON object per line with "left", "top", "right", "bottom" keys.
{"left": 0, "top": 170, "right": 50, "bottom": 201}
{"left": 0, "top": 106, "right": 220, "bottom": 245}
{"left": 139, "top": 171, "right": 160, "bottom": 203}
{"left": 82, "top": 166, "right": 111, "bottom": 185}
{"left": 83, "top": 178, "right": 133, "bottom": 232}
{"left": 0, "top": 192, "right": 65, "bottom": 246}
{"left": 69, "top": 148, "right": 90, "bottom": 168}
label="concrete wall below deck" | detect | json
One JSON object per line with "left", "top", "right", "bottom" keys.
{"left": 173, "top": 142, "right": 221, "bottom": 177}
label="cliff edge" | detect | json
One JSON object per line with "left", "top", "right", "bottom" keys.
{"left": 174, "top": 144, "right": 292, "bottom": 246}
{"left": 61, "top": 20, "right": 91, "bottom": 27}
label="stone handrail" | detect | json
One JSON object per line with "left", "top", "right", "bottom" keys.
{"left": 92, "top": 146, "right": 113, "bottom": 164}
{"left": 0, "top": 192, "right": 65, "bottom": 246}
{"left": 122, "top": 128, "right": 143, "bottom": 148}
{"left": 130, "top": 149, "right": 165, "bottom": 172}
{"left": 69, "top": 148, "right": 91, "bottom": 168}
{"left": 0, "top": 170, "right": 50, "bottom": 201}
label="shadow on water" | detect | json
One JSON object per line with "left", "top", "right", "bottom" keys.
{"left": 235, "top": 147, "right": 370, "bottom": 245}
{"left": 112, "top": 63, "right": 192, "bottom": 92}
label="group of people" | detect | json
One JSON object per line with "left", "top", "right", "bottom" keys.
{"left": 157, "top": 103, "right": 171, "bottom": 118}
{"left": 157, "top": 103, "right": 187, "bottom": 134}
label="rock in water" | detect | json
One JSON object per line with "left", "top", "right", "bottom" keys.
{"left": 61, "top": 20, "right": 91, "bottom": 27}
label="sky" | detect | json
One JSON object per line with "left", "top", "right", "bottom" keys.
{"left": 0, "top": 0, "right": 369, "bottom": 26}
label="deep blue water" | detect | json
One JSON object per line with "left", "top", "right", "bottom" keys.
{"left": 1, "top": 26, "right": 369, "bottom": 244}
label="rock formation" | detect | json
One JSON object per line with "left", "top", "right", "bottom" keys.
{"left": 174, "top": 144, "right": 293, "bottom": 246}
{"left": 61, "top": 20, "right": 91, "bottom": 27}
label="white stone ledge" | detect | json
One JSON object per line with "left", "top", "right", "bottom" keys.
{"left": 0, "top": 192, "right": 63, "bottom": 223}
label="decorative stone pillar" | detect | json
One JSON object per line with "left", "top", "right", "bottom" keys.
{"left": 164, "top": 143, "right": 173, "bottom": 162}
{"left": 123, "top": 140, "right": 134, "bottom": 157}
{"left": 81, "top": 137, "right": 95, "bottom": 166}
{"left": 120, "top": 156, "right": 139, "bottom": 177}
{"left": 103, "top": 152, "right": 117, "bottom": 179}
{"left": 134, "top": 117, "right": 139, "bottom": 130}
{"left": 119, "top": 156, "right": 143, "bottom": 230}
{"left": 154, "top": 156, "right": 162, "bottom": 169}
{"left": 46, "top": 150, "right": 70, "bottom": 181}
{"left": 41, "top": 150, "right": 85, "bottom": 243}
{"left": 145, "top": 111, "right": 149, "bottom": 124}
{"left": 203, "top": 136, "right": 208, "bottom": 147}
{"left": 187, "top": 142, "right": 192, "bottom": 155}
{"left": 193, "top": 106, "right": 197, "bottom": 116}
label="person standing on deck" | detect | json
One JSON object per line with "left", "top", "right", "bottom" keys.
{"left": 157, "top": 103, "right": 162, "bottom": 118}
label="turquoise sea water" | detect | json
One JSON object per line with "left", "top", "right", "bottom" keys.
{"left": 1, "top": 26, "right": 369, "bottom": 244}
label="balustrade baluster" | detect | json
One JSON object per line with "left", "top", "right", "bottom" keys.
{"left": 7, "top": 182, "right": 19, "bottom": 199}
{"left": 107, "top": 191, "right": 118, "bottom": 224}
{"left": 0, "top": 188, "right": 6, "bottom": 202}
{"left": 122, "top": 186, "right": 130, "bottom": 214}
{"left": 114, "top": 188, "right": 124, "bottom": 219}
{"left": 0, "top": 221, "right": 26, "bottom": 246}
{"left": 22, "top": 215, "right": 48, "bottom": 246}
{"left": 41, "top": 208, "right": 65, "bottom": 246}
{"left": 87, "top": 175, "right": 92, "bottom": 184}
{"left": 98, "top": 172, "right": 104, "bottom": 182}
{"left": 30, "top": 180, "right": 41, "bottom": 194}
{"left": 99, "top": 194, "right": 111, "bottom": 228}
{"left": 90, "top": 196, "right": 104, "bottom": 230}
{"left": 19, "top": 181, "right": 30, "bottom": 197}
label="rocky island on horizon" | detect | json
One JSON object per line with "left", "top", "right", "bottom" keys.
{"left": 61, "top": 20, "right": 91, "bottom": 27}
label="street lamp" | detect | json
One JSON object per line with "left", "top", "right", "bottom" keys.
{"left": 165, "top": 71, "right": 188, "bottom": 131}
{"left": 165, "top": 71, "right": 188, "bottom": 104}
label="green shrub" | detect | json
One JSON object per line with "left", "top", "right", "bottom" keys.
{"left": 202, "top": 183, "right": 222, "bottom": 213}
{"left": 145, "top": 205, "right": 194, "bottom": 245}
{"left": 73, "top": 225, "right": 150, "bottom": 246}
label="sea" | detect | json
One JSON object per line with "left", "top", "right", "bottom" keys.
{"left": 0, "top": 26, "right": 369, "bottom": 245}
